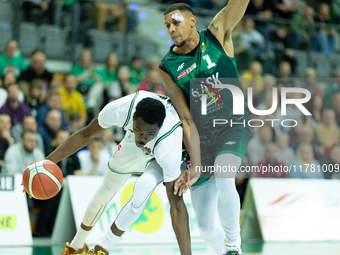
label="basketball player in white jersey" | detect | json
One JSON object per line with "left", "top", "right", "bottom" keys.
{"left": 46, "top": 91, "right": 191, "bottom": 255}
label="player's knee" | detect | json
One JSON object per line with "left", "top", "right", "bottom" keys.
{"left": 198, "top": 221, "right": 216, "bottom": 237}
{"left": 91, "top": 182, "right": 119, "bottom": 207}
{"left": 131, "top": 179, "right": 157, "bottom": 207}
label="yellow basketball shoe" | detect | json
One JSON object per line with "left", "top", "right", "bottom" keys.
{"left": 60, "top": 242, "right": 89, "bottom": 255}
{"left": 87, "top": 245, "right": 109, "bottom": 255}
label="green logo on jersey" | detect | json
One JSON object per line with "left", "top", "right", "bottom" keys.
{"left": 201, "top": 43, "right": 207, "bottom": 53}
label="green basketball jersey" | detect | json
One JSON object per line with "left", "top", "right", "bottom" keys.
{"left": 162, "top": 28, "right": 250, "bottom": 144}
{"left": 162, "top": 29, "right": 238, "bottom": 100}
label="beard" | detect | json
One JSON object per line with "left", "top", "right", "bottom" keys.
{"left": 23, "top": 145, "right": 34, "bottom": 153}
{"left": 175, "top": 39, "right": 186, "bottom": 48}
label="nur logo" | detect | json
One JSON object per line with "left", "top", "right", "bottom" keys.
{"left": 199, "top": 82, "right": 223, "bottom": 115}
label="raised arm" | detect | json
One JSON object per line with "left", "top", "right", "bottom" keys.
{"left": 46, "top": 116, "right": 105, "bottom": 163}
{"left": 208, "top": 0, "right": 250, "bottom": 52}
{"left": 159, "top": 69, "right": 201, "bottom": 192}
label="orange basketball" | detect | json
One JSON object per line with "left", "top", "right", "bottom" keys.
{"left": 23, "top": 160, "right": 63, "bottom": 200}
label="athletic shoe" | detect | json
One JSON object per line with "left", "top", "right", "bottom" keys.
{"left": 225, "top": 251, "right": 242, "bottom": 255}
{"left": 59, "top": 242, "right": 89, "bottom": 255}
{"left": 87, "top": 245, "right": 109, "bottom": 255}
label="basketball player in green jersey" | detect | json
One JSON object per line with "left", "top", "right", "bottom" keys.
{"left": 159, "top": 2, "right": 251, "bottom": 255}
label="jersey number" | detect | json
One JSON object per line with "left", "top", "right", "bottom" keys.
{"left": 203, "top": 54, "right": 216, "bottom": 69}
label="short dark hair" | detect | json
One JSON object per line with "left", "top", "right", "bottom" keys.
{"left": 134, "top": 98, "right": 166, "bottom": 127}
{"left": 21, "top": 129, "right": 36, "bottom": 139}
{"left": 164, "top": 3, "right": 195, "bottom": 16}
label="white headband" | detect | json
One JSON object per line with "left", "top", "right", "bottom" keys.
{"left": 172, "top": 13, "right": 184, "bottom": 22}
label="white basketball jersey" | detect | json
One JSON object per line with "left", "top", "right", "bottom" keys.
{"left": 98, "top": 91, "right": 182, "bottom": 181}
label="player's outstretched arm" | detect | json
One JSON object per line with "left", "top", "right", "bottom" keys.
{"left": 165, "top": 180, "right": 191, "bottom": 255}
{"left": 159, "top": 69, "right": 201, "bottom": 178}
{"left": 208, "top": 0, "right": 250, "bottom": 45}
{"left": 46, "top": 116, "right": 105, "bottom": 163}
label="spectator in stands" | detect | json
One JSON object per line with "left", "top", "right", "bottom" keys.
{"left": 285, "top": 93, "right": 304, "bottom": 125}
{"left": 0, "top": 114, "right": 12, "bottom": 172}
{"left": 22, "top": 0, "right": 53, "bottom": 24}
{"left": 312, "top": 3, "right": 337, "bottom": 55}
{"left": 147, "top": 57, "right": 161, "bottom": 72}
{"left": 314, "top": 82, "right": 325, "bottom": 98}
{"left": 0, "top": 114, "right": 13, "bottom": 145}
{"left": 245, "top": 0, "right": 274, "bottom": 35}
{"left": 0, "top": 40, "right": 27, "bottom": 78}
{"left": 290, "top": 142, "right": 323, "bottom": 178}
{"left": 324, "top": 71, "right": 340, "bottom": 109}
{"left": 333, "top": 93, "right": 340, "bottom": 127}
{"left": 38, "top": 109, "right": 62, "bottom": 154}
{"left": 253, "top": 143, "right": 288, "bottom": 178}
{"left": 254, "top": 74, "right": 275, "bottom": 107}
{"left": 25, "top": 80, "right": 45, "bottom": 117}
{"left": 307, "top": 94, "right": 324, "bottom": 125}
{"left": 291, "top": 5, "right": 315, "bottom": 50}
{"left": 99, "top": 53, "right": 119, "bottom": 106}
{"left": 71, "top": 49, "right": 101, "bottom": 98}
{"left": 11, "top": 115, "right": 44, "bottom": 153}
{"left": 75, "top": 137, "right": 110, "bottom": 175}
{"left": 0, "top": 73, "right": 25, "bottom": 107}
{"left": 99, "top": 53, "right": 119, "bottom": 89}
{"left": 276, "top": 61, "right": 295, "bottom": 88}
{"left": 68, "top": 112, "right": 85, "bottom": 134}
{"left": 316, "top": 109, "right": 340, "bottom": 154}
{"left": 52, "top": 0, "right": 76, "bottom": 27}
{"left": 269, "top": 25, "right": 296, "bottom": 75}
{"left": 2, "top": 130, "right": 44, "bottom": 174}
{"left": 274, "top": 0, "right": 299, "bottom": 19}
{"left": 36, "top": 91, "right": 68, "bottom": 129}
{"left": 247, "top": 124, "right": 274, "bottom": 165}
{"left": 255, "top": 89, "right": 275, "bottom": 118}
{"left": 18, "top": 50, "right": 54, "bottom": 97}
{"left": 0, "top": 83, "right": 31, "bottom": 127}
{"left": 106, "top": 65, "right": 131, "bottom": 101}
{"left": 94, "top": 0, "right": 138, "bottom": 33}
{"left": 0, "top": 132, "right": 10, "bottom": 173}
{"left": 240, "top": 18, "right": 265, "bottom": 61}
{"left": 321, "top": 146, "right": 340, "bottom": 179}
{"left": 232, "top": 22, "right": 253, "bottom": 71}
{"left": 331, "top": 0, "right": 340, "bottom": 23}
{"left": 59, "top": 74, "right": 87, "bottom": 125}
{"left": 129, "top": 56, "right": 145, "bottom": 89}
{"left": 99, "top": 128, "right": 119, "bottom": 156}
{"left": 276, "top": 132, "right": 295, "bottom": 166}
{"left": 138, "top": 70, "right": 166, "bottom": 95}
{"left": 49, "top": 129, "right": 80, "bottom": 175}
{"left": 241, "top": 61, "right": 263, "bottom": 99}
{"left": 291, "top": 125, "right": 320, "bottom": 160}
{"left": 300, "top": 68, "right": 317, "bottom": 92}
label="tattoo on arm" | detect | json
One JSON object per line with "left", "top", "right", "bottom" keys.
{"left": 209, "top": 7, "right": 227, "bottom": 34}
